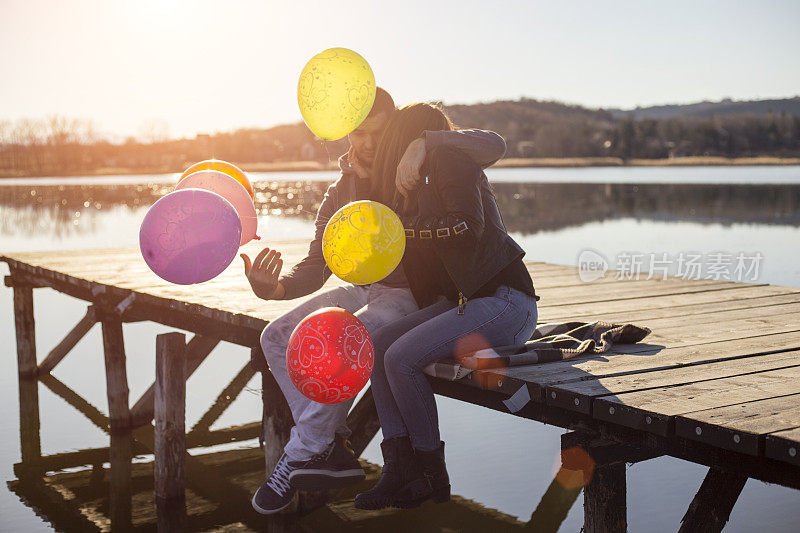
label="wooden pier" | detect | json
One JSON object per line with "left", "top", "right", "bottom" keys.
{"left": 4, "top": 240, "right": 800, "bottom": 532}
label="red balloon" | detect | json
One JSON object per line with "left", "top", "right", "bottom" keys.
{"left": 286, "top": 307, "right": 375, "bottom": 404}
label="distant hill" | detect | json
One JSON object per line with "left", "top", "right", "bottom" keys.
{"left": 2, "top": 96, "right": 799, "bottom": 177}
{"left": 606, "top": 96, "right": 800, "bottom": 120}
{"left": 441, "top": 96, "right": 800, "bottom": 159}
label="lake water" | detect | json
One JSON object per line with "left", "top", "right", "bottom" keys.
{"left": 1, "top": 166, "right": 800, "bottom": 531}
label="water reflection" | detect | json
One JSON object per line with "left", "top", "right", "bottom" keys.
{"left": 8, "top": 370, "right": 539, "bottom": 532}
{"left": 2, "top": 181, "right": 799, "bottom": 242}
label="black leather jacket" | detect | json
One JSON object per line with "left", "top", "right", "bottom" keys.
{"left": 399, "top": 145, "right": 530, "bottom": 309}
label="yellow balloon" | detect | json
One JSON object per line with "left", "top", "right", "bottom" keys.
{"left": 298, "top": 48, "right": 376, "bottom": 141}
{"left": 323, "top": 200, "right": 406, "bottom": 285}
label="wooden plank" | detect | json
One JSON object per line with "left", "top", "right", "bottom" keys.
{"left": 594, "top": 367, "right": 800, "bottom": 437}
{"left": 765, "top": 427, "right": 800, "bottom": 466}
{"left": 482, "top": 329, "right": 800, "bottom": 405}
{"left": 675, "top": 394, "right": 800, "bottom": 455}
{"left": 12, "top": 422, "right": 260, "bottom": 475}
{"left": 537, "top": 279, "right": 740, "bottom": 307}
{"left": 558, "top": 292, "right": 800, "bottom": 324}
{"left": 625, "top": 301, "right": 800, "bottom": 330}
{"left": 539, "top": 285, "right": 799, "bottom": 321}
{"left": 38, "top": 306, "right": 97, "bottom": 374}
{"left": 678, "top": 467, "right": 747, "bottom": 533}
{"left": 545, "top": 349, "right": 800, "bottom": 415}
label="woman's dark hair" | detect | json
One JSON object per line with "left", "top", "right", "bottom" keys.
{"left": 368, "top": 87, "right": 395, "bottom": 119}
{"left": 370, "top": 102, "right": 454, "bottom": 211}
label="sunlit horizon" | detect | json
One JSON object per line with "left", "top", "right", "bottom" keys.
{"left": 2, "top": 0, "right": 799, "bottom": 140}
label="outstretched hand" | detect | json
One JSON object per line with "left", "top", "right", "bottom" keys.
{"left": 396, "top": 137, "right": 426, "bottom": 198}
{"left": 241, "top": 247, "right": 284, "bottom": 300}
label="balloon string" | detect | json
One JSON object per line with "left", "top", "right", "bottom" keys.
{"left": 323, "top": 140, "right": 332, "bottom": 164}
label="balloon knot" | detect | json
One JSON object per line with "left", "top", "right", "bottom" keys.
{"left": 253, "top": 235, "right": 261, "bottom": 240}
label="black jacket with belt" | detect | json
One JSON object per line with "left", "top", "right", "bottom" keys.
{"left": 398, "top": 145, "right": 537, "bottom": 309}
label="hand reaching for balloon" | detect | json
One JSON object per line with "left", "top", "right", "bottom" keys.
{"left": 241, "top": 247, "right": 285, "bottom": 300}
{"left": 396, "top": 137, "right": 426, "bottom": 198}
{"left": 347, "top": 146, "right": 371, "bottom": 180}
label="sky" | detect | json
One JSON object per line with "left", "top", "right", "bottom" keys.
{"left": 1, "top": 0, "right": 799, "bottom": 140}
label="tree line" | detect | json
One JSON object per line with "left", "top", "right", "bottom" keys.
{"left": 2, "top": 98, "right": 799, "bottom": 177}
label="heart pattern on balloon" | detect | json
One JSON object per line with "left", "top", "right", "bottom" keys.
{"left": 348, "top": 84, "right": 371, "bottom": 111}
{"left": 157, "top": 222, "right": 186, "bottom": 253}
{"left": 298, "top": 72, "right": 328, "bottom": 110}
{"left": 347, "top": 202, "right": 381, "bottom": 234}
{"left": 288, "top": 324, "right": 328, "bottom": 368}
{"left": 327, "top": 252, "right": 356, "bottom": 276}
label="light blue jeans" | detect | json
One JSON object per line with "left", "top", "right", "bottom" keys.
{"left": 260, "top": 283, "right": 418, "bottom": 461}
{"left": 370, "top": 285, "right": 538, "bottom": 451}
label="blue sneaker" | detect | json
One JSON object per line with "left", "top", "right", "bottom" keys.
{"left": 252, "top": 453, "right": 296, "bottom": 514}
{"left": 289, "top": 435, "right": 366, "bottom": 490}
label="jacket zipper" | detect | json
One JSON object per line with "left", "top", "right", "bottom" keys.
{"left": 457, "top": 292, "right": 467, "bottom": 315}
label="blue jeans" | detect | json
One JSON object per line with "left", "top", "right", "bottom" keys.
{"left": 260, "top": 283, "right": 419, "bottom": 461}
{"left": 370, "top": 285, "right": 538, "bottom": 451}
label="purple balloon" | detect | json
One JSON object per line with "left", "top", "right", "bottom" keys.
{"left": 139, "top": 188, "right": 242, "bottom": 285}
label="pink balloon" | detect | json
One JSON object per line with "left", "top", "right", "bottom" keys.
{"left": 139, "top": 188, "right": 241, "bottom": 285}
{"left": 176, "top": 170, "right": 258, "bottom": 245}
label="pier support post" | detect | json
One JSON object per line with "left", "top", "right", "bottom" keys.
{"left": 584, "top": 461, "right": 627, "bottom": 533}
{"left": 13, "top": 282, "right": 37, "bottom": 378}
{"left": 678, "top": 467, "right": 747, "bottom": 533}
{"left": 562, "top": 432, "right": 632, "bottom": 533}
{"left": 100, "top": 313, "right": 130, "bottom": 430}
{"left": 155, "top": 332, "right": 187, "bottom": 532}
{"left": 109, "top": 429, "right": 132, "bottom": 532}
{"left": 100, "top": 310, "right": 133, "bottom": 530}
{"left": 257, "top": 345, "right": 331, "bottom": 516}
{"left": 13, "top": 281, "right": 41, "bottom": 466}
{"left": 259, "top": 354, "right": 294, "bottom": 473}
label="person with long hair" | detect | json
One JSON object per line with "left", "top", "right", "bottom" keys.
{"left": 245, "top": 89, "right": 511, "bottom": 514}
{"left": 354, "top": 103, "right": 540, "bottom": 510}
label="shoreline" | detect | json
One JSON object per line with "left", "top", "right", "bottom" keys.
{"left": 1, "top": 156, "right": 799, "bottom": 179}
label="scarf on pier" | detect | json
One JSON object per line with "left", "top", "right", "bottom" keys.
{"left": 422, "top": 320, "right": 652, "bottom": 381}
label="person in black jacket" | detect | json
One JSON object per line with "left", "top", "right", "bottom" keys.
{"left": 354, "top": 103, "right": 540, "bottom": 510}
{"left": 245, "top": 89, "right": 510, "bottom": 515}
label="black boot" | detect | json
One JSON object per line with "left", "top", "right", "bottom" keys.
{"left": 416, "top": 441, "right": 451, "bottom": 504}
{"left": 354, "top": 436, "right": 432, "bottom": 510}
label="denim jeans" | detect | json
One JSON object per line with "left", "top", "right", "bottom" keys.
{"left": 260, "top": 283, "right": 418, "bottom": 461}
{"left": 370, "top": 285, "right": 539, "bottom": 451}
